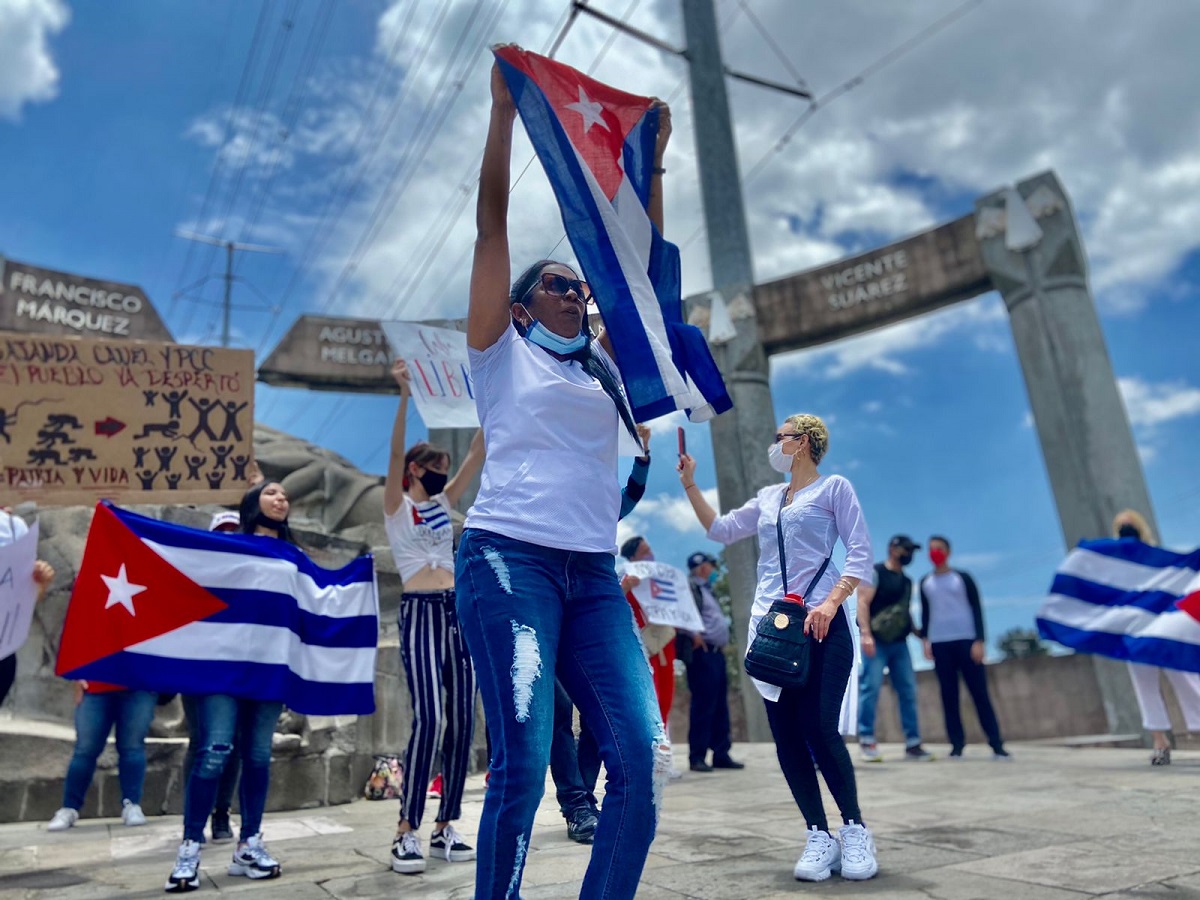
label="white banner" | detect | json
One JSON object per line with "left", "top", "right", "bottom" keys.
{"left": 624, "top": 561, "right": 703, "bottom": 631}
{"left": 382, "top": 322, "right": 480, "bottom": 429}
{"left": 0, "top": 522, "right": 39, "bottom": 659}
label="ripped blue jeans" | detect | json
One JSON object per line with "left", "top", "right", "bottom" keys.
{"left": 456, "top": 529, "right": 666, "bottom": 900}
{"left": 182, "top": 695, "right": 282, "bottom": 844}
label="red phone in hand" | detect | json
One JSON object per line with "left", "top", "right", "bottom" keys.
{"left": 677, "top": 426, "right": 686, "bottom": 457}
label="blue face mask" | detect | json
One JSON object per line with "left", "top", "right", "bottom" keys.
{"left": 707, "top": 571, "right": 719, "bottom": 587}
{"left": 523, "top": 318, "right": 588, "bottom": 355}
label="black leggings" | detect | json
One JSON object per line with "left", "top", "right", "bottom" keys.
{"left": 0, "top": 654, "right": 16, "bottom": 708}
{"left": 764, "top": 606, "right": 861, "bottom": 832}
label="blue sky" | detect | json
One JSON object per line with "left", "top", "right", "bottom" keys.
{"left": 3, "top": 0, "right": 1200, "bottom": 662}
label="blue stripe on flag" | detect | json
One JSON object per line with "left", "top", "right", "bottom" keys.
{"left": 205, "top": 589, "right": 378, "bottom": 647}
{"left": 1050, "top": 574, "right": 1186, "bottom": 615}
{"left": 69, "top": 652, "right": 375, "bottom": 715}
{"left": 1036, "top": 618, "right": 1200, "bottom": 674}
{"left": 108, "top": 502, "right": 375, "bottom": 588}
{"left": 1077, "top": 537, "right": 1200, "bottom": 571}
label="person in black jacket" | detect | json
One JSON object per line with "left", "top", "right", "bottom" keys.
{"left": 917, "top": 536, "right": 1009, "bottom": 760}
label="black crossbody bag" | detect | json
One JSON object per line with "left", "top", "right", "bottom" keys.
{"left": 743, "top": 491, "right": 832, "bottom": 689}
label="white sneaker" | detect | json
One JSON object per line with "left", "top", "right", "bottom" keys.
{"left": 391, "top": 830, "right": 426, "bottom": 874}
{"left": 164, "top": 840, "right": 201, "bottom": 893}
{"left": 228, "top": 834, "right": 281, "bottom": 880}
{"left": 860, "top": 742, "right": 883, "bottom": 763}
{"left": 47, "top": 808, "right": 78, "bottom": 832}
{"left": 122, "top": 799, "right": 147, "bottom": 827}
{"left": 838, "top": 821, "right": 879, "bottom": 880}
{"left": 668, "top": 765, "right": 684, "bottom": 781}
{"left": 793, "top": 827, "right": 841, "bottom": 881}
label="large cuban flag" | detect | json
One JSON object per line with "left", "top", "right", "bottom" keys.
{"left": 1037, "top": 538, "right": 1200, "bottom": 673}
{"left": 494, "top": 45, "right": 731, "bottom": 422}
{"left": 56, "top": 502, "right": 378, "bottom": 714}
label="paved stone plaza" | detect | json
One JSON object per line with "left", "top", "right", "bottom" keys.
{"left": 0, "top": 742, "right": 1196, "bottom": 899}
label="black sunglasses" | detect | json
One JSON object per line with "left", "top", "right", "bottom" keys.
{"left": 774, "top": 432, "right": 804, "bottom": 444}
{"left": 523, "top": 272, "right": 592, "bottom": 304}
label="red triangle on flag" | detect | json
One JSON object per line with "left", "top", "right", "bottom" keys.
{"left": 1179, "top": 590, "right": 1200, "bottom": 624}
{"left": 56, "top": 503, "right": 228, "bottom": 676}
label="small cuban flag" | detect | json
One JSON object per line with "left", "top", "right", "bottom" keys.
{"left": 494, "top": 45, "right": 732, "bottom": 423}
{"left": 649, "top": 577, "right": 677, "bottom": 602}
{"left": 1037, "top": 538, "right": 1200, "bottom": 673}
{"left": 56, "top": 502, "right": 379, "bottom": 715}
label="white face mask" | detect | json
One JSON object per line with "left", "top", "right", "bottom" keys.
{"left": 768, "top": 440, "right": 793, "bottom": 474}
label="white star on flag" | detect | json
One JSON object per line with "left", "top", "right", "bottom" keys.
{"left": 565, "top": 86, "right": 609, "bottom": 134}
{"left": 102, "top": 564, "right": 147, "bottom": 616}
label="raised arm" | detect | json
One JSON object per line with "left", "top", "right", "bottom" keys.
{"left": 468, "top": 59, "right": 518, "bottom": 352}
{"left": 648, "top": 99, "right": 671, "bottom": 234}
{"left": 619, "top": 424, "right": 652, "bottom": 520}
{"left": 445, "top": 428, "right": 486, "bottom": 508}
{"left": 382, "top": 359, "right": 412, "bottom": 517}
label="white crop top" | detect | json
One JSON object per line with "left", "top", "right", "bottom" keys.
{"left": 464, "top": 323, "right": 622, "bottom": 554}
{"left": 384, "top": 492, "right": 455, "bottom": 583}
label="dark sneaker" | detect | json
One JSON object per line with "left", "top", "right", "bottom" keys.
{"left": 391, "top": 831, "right": 426, "bottom": 874}
{"left": 904, "top": 745, "right": 935, "bottom": 761}
{"left": 430, "top": 824, "right": 475, "bottom": 862}
{"left": 948, "top": 747, "right": 964, "bottom": 759}
{"left": 164, "top": 840, "right": 201, "bottom": 893}
{"left": 1151, "top": 747, "right": 1171, "bottom": 766}
{"left": 689, "top": 760, "right": 714, "bottom": 773}
{"left": 228, "top": 834, "right": 281, "bottom": 880}
{"left": 565, "top": 806, "right": 598, "bottom": 844}
{"left": 712, "top": 756, "right": 745, "bottom": 769}
{"left": 992, "top": 748, "right": 1013, "bottom": 761}
{"left": 210, "top": 809, "right": 234, "bottom": 844}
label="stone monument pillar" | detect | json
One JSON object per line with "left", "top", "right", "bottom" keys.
{"left": 975, "top": 170, "right": 1149, "bottom": 737}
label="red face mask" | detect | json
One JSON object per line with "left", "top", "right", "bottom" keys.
{"left": 930, "top": 547, "right": 949, "bottom": 567}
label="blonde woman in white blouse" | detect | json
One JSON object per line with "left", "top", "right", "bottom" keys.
{"left": 678, "top": 413, "right": 878, "bottom": 883}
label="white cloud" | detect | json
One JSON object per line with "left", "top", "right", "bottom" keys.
{"left": 0, "top": 0, "right": 69, "bottom": 120}
{"left": 771, "top": 293, "right": 1007, "bottom": 378}
{"left": 177, "top": 0, "right": 1200, "bottom": 339}
{"left": 617, "top": 487, "right": 719, "bottom": 546}
{"left": 1118, "top": 377, "right": 1200, "bottom": 429}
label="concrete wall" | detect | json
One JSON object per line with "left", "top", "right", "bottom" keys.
{"left": 667, "top": 651, "right": 1199, "bottom": 750}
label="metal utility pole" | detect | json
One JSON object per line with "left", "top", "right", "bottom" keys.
{"left": 682, "top": 0, "right": 781, "bottom": 742}
{"left": 176, "top": 231, "right": 282, "bottom": 347}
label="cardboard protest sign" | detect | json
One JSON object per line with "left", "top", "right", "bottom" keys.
{"left": 0, "top": 331, "right": 254, "bottom": 505}
{"left": 623, "top": 561, "right": 704, "bottom": 631}
{"left": 381, "top": 321, "right": 479, "bottom": 428}
{"left": 0, "top": 521, "right": 38, "bottom": 659}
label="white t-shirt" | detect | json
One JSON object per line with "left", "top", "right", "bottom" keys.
{"left": 384, "top": 493, "right": 455, "bottom": 584}
{"left": 465, "top": 324, "right": 622, "bottom": 554}
{"left": 0, "top": 510, "right": 28, "bottom": 547}
{"left": 922, "top": 571, "right": 977, "bottom": 643}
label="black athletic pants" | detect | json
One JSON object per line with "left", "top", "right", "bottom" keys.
{"left": 764, "top": 607, "right": 862, "bottom": 832}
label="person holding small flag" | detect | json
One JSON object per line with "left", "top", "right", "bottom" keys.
{"left": 453, "top": 54, "right": 671, "bottom": 899}
{"left": 383, "top": 358, "right": 485, "bottom": 875}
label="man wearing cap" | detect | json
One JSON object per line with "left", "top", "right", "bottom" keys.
{"left": 679, "top": 552, "right": 742, "bottom": 773}
{"left": 856, "top": 535, "right": 934, "bottom": 762}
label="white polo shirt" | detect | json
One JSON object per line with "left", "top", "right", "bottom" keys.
{"left": 465, "top": 324, "right": 621, "bottom": 554}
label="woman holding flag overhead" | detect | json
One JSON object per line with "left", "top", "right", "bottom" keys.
{"left": 383, "top": 358, "right": 485, "bottom": 875}
{"left": 166, "top": 481, "right": 293, "bottom": 893}
{"left": 453, "top": 52, "right": 671, "bottom": 898}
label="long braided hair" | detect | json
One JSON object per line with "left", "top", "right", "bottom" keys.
{"left": 510, "top": 260, "right": 639, "bottom": 443}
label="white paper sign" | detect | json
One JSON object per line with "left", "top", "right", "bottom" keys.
{"left": 624, "top": 561, "right": 704, "bottom": 631}
{"left": 0, "top": 522, "right": 39, "bottom": 659}
{"left": 381, "top": 321, "right": 480, "bottom": 429}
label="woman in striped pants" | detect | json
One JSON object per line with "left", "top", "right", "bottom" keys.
{"left": 384, "top": 358, "right": 485, "bottom": 875}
